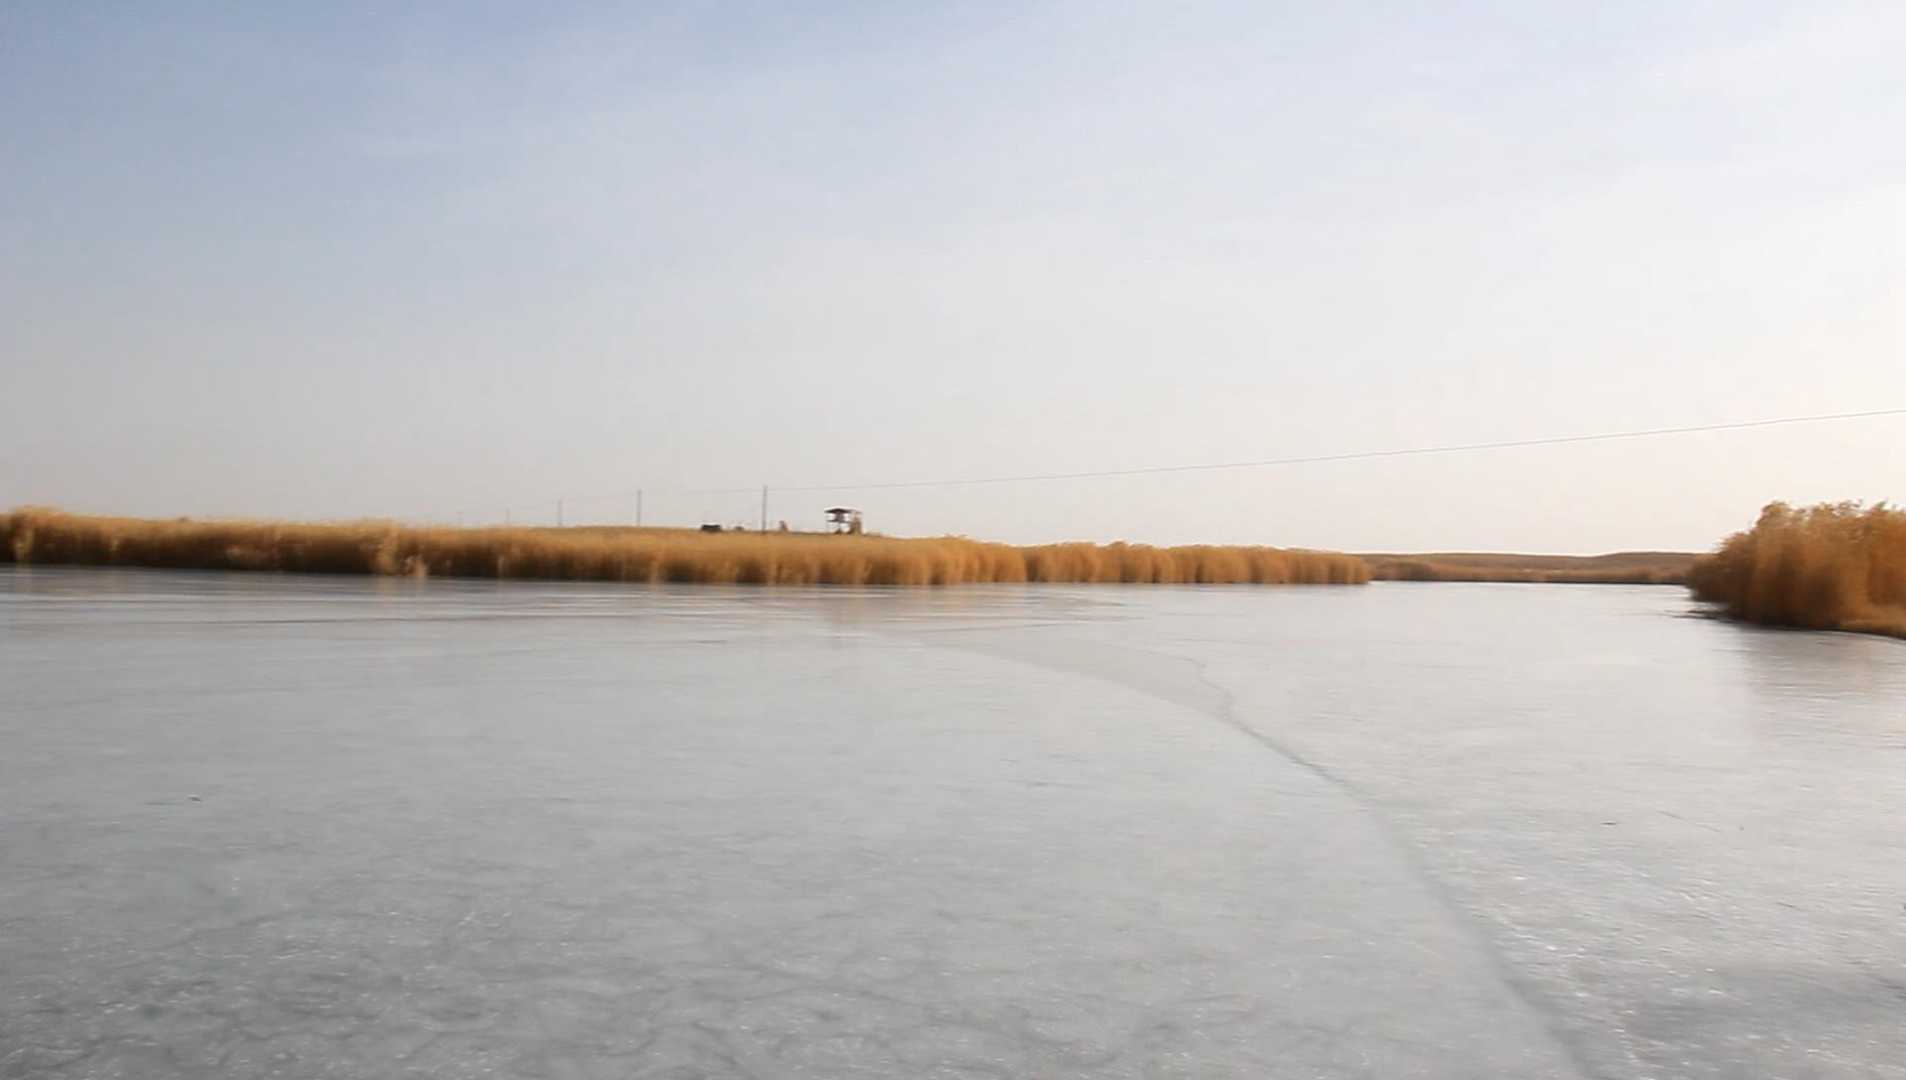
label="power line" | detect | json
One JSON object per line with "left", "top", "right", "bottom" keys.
{"left": 433, "top": 406, "right": 1904, "bottom": 523}
{"left": 769, "top": 406, "right": 1906, "bottom": 493}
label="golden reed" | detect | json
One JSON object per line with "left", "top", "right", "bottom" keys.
{"left": 1, "top": 509, "right": 1369, "bottom": 587}
{"left": 1690, "top": 501, "right": 1906, "bottom": 639}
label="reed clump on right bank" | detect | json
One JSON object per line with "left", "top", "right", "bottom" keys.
{"left": 1689, "top": 501, "right": 1906, "bottom": 639}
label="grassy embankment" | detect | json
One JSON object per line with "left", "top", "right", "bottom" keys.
{"left": 0, "top": 509, "right": 1369, "bottom": 586}
{"left": 1689, "top": 501, "right": 1906, "bottom": 639}
{"left": 1361, "top": 551, "right": 1694, "bottom": 584}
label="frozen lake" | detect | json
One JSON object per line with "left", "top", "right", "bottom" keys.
{"left": 3, "top": 567, "right": 1904, "bottom": 1079}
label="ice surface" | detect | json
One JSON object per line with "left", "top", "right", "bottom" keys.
{"left": 2, "top": 568, "right": 1902, "bottom": 1078}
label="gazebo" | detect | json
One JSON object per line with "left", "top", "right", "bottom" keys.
{"left": 824, "top": 507, "right": 863, "bottom": 535}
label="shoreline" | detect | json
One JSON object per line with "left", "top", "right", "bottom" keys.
{"left": 1, "top": 509, "right": 1369, "bottom": 588}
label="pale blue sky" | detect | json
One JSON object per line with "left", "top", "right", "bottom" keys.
{"left": 3, "top": 2, "right": 1901, "bottom": 550}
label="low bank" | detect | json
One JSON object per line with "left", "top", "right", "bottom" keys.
{"left": 1361, "top": 551, "right": 1694, "bottom": 584}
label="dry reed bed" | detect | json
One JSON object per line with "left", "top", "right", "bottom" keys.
{"left": 1, "top": 509, "right": 1369, "bottom": 587}
{"left": 1689, "top": 501, "right": 1906, "bottom": 639}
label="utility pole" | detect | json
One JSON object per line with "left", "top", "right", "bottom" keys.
{"left": 636, "top": 489, "right": 643, "bottom": 528}
{"left": 760, "top": 486, "right": 768, "bottom": 533}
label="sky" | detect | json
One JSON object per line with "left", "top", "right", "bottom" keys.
{"left": 2, "top": 2, "right": 1901, "bottom": 552}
